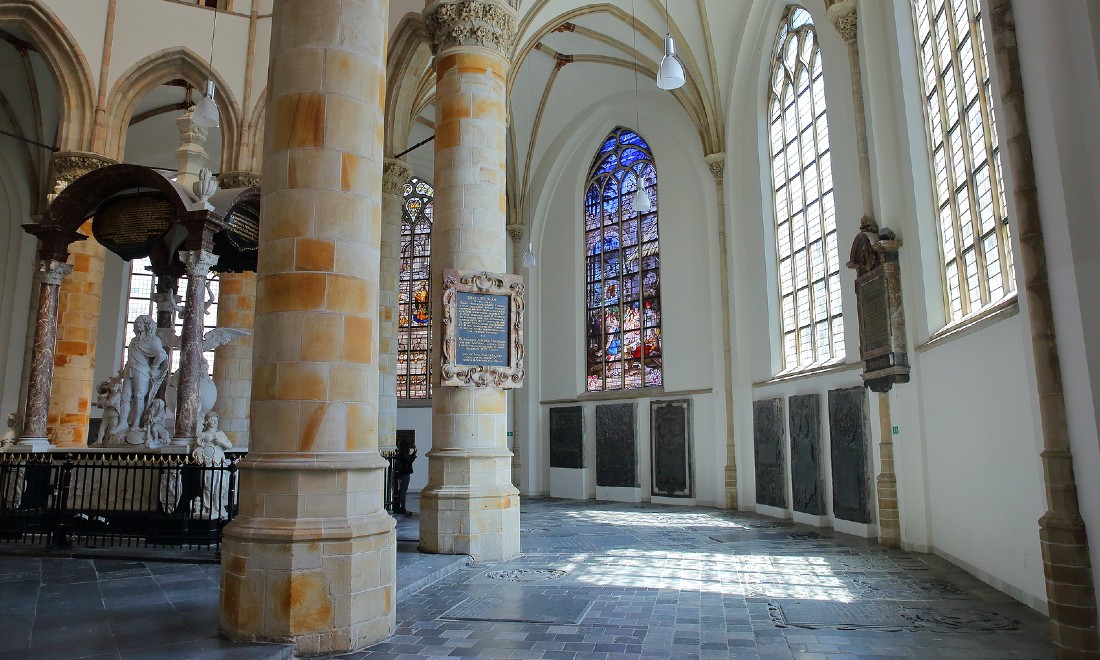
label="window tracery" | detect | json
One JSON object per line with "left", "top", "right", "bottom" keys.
{"left": 584, "top": 127, "right": 663, "bottom": 392}
{"left": 768, "top": 6, "right": 844, "bottom": 371}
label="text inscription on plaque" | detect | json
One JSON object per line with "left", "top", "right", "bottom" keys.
{"left": 858, "top": 272, "right": 889, "bottom": 353}
{"left": 92, "top": 193, "right": 174, "bottom": 259}
{"left": 455, "top": 292, "right": 510, "bottom": 367}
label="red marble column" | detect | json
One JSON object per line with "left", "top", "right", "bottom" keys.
{"left": 20, "top": 259, "right": 74, "bottom": 447}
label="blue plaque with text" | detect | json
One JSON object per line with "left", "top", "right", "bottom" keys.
{"left": 455, "top": 291, "right": 510, "bottom": 367}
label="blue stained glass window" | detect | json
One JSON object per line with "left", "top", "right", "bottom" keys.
{"left": 398, "top": 177, "right": 434, "bottom": 399}
{"left": 584, "top": 127, "right": 662, "bottom": 391}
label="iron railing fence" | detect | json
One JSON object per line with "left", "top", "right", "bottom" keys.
{"left": 0, "top": 450, "right": 244, "bottom": 553}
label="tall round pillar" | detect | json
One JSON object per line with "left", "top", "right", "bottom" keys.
{"left": 48, "top": 220, "right": 106, "bottom": 447}
{"left": 421, "top": 0, "right": 520, "bottom": 562}
{"left": 379, "top": 159, "right": 411, "bottom": 450}
{"left": 21, "top": 259, "right": 74, "bottom": 447}
{"left": 219, "top": 0, "right": 394, "bottom": 654}
{"left": 212, "top": 271, "right": 256, "bottom": 448}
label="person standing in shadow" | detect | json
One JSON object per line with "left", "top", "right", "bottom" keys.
{"left": 393, "top": 436, "right": 417, "bottom": 515}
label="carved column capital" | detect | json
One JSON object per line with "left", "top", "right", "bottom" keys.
{"left": 50, "top": 151, "right": 117, "bottom": 196}
{"left": 382, "top": 158, "right": 412, "bottom": 197}
{"left": 506, "top": 223, "right": 525, "bottom": 244}
{"left": 39, "top": 259, "right": 74, "bottom": 286}
{"left": 704, "top": 152, "right": 726, "bottom": 181}
{"left": 826, "top": 0, "right": 858, "bottom": 43}
{"left": 179, "top": 249, "right": 219, "bottom": 279}
{"left": 218, "top": 171, "right": 261, "bottom": 189}
{"left": 423, "top": 0, "right": 517, "bottom": 57}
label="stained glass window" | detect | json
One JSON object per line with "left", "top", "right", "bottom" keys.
{"left": 912, "top": 0, "right": 1014, "bottom": 322}
{"left": 768, "top": 6, "right": 844, "bottom": 371}
{"left": 123, "top": 256, "right": 218, "bottom": 376}
{"left": 398, "top": 177, "right": 433, "bottom": 399}
{"left": 584, "top": 127, "right": 662, "bottom": 392}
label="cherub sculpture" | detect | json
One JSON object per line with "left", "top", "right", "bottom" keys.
{"left": 92, "top": 375, "right": 124, "bottom": 445}
{"left": 142, "top": 398, "right": 172, "bottom": 449}
{"left": 1, "top": 412, "right": 22, "bottom": 448}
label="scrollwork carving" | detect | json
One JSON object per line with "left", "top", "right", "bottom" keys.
{"left": 49, "top": 151, "right": 117, "bottom": 199}
{"left": 439, "top": 268, "right": 526, "bottom": 388}
{"left": 424, "top": 0, "right": 517, "bottom": 57}
{"left": 383, "top": 159, "right": 413, "bottom": 196}
{"left": 825, "top": 0, "right": 858, "bottom": 43}
{"left": 217, "top": 171, "right": 261, "bottom": 189}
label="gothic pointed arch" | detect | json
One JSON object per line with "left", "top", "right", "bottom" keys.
{"left": 102, "top": 47, "right": 241, "bottom": 171}
{"left": 0, "top": 0, "right": 95, "bottom": 152}
{"left": 385, "top": 13, "right": 433, "bottom": 156}
{"left": 584, "top": 126, "right": 663, "bottom": 392}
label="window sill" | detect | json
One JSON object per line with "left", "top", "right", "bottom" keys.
{"left": 753, "top": 360, "right": 861, "bottom": 388}
{"left": 540, "top": 386, "right": 713, "bottom": 405}
{"left": 916, "top": 296, "right": 1019, "bottom": 353}
{"left": 397, "top": 398, "right": 433, "bottom": 409}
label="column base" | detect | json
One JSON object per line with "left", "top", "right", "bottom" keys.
{"left": 418, "top": 483, "right": 520, "bottom": 561}
{"left": 171, "top": 437, "right": 193, "bottom": 448}
{"left": 15, "top": 437, "right": 51, "bottom": 452}
{"left": 220, "top": 512, "right": 396, "bottom": 656}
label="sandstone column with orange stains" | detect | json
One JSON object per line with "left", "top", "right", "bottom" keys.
{"left": 47, "top": 220, "right": 106, "bottom": 447}
{"left": 420, "top": 0, "right": 520, "bottom": 562}
{"left": 378, "top": 159, "right": 411, "bottom": 450}
{"left": 212, "top": 271, "right": 255, "bottom": 448}
{"left": 219, "top": 0, "right": 394, "bottom": 654}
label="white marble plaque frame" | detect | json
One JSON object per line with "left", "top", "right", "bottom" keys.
{"left": 440, "top": 268, "right": 526, "bottom": 388}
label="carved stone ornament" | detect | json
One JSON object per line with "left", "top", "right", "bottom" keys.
{"left": 704, "top": 152, "right": 726, "bottom": 181}
{"left": 217, "top": 171, "right": 261, "bottom": 190}
{"left": 506, "top": 223, "right": 525, "bottom": 244}
{"left": 192, "top": 168, "right": 219, "bottom": 204}
{"left": 424, "top": 0, "right": 518, "bottom": 57}
{"left": 825, "top": 0, "right": 858, "bottom": 43}
{"left": 848, "top": 219, "right": 909, "bottom": 392}
{"left": 50, "top": 151, "right": 117, "bottom": 193}
{"left": 180, "top": 249, "right": 219, "bottom": 279}
{"left": 382, "top": 159, "right": 413, "bottom": 197}
{"left": 40, "top": 259, "right": 74, "bottom": 286}
{"left": 440, "top": 268, "right": 526, "bottom": 388}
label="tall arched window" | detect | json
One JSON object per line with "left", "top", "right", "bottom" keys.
{"left": 912, "top": 0, "right": 1013, "bottom": 322}
{"left": 768, "top": 6, "right": 844, "bottom": 371}
{"left": 397, "top": 177, "right": 433, "bottom": 399}
{"left": 584, "top": 127, "right": 662, "bottom": 392}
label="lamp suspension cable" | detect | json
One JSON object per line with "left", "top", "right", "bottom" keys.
{"left": 193, "top": 6, "right": 221, "bottom": 128}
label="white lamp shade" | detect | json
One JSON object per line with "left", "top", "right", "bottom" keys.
{"left": 657, "top": 34, "right": 686, "bottom": 90}
{"left": 632, "top": 184, "right": 652, "bottom": 213}
{"left": 521, "top": 241, "right": 537, "bottom": 268}
{"left": 192, "top": 79, "right": 220, "bottom": 128}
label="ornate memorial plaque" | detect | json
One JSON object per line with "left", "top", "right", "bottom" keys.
{"left": 753, "top": 398, "right": 786, "bottom": 509}
{"left": 829, "top": 387, "right": 872, "bottom": 523}
{"left": 651, "top": 399, "right": 692, "bottom": 497}
{"left": 92, "top": 192, "right": 174, "bottom": 260}
{"left": 440, "top": 269, "right": 525, "bottom": 388}
{"left": 789, "top": 393, "right": 825, "bottom": 515}
{"left": 595, "top": 403, "right": 637, "bottom": 488}
{"left": 225, "top": 204, "right": 259, "bottom": 251}
{"left": 549, "top": 407, "right": 584, "bottom": 469}
{"left": 848, "top": 221, "right": 909, "bottom": 392}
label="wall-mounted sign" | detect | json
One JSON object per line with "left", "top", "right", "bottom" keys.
{"left": 440, "top": 268, "right": 525, "bottom": 388}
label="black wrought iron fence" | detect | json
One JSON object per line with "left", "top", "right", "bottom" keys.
{"left": 0, "top": 451, "right": 243, "bottom": 553}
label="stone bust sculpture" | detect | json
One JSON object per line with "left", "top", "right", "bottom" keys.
{"left": 120, "top": 315, "right": 168, "bottom": 432}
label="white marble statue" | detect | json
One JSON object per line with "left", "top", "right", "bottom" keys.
{"left": 0, "top": 412, "right": 21, "bottom": 448}
{"left": 142, "top": 398, "right": 172, "bottom": 449}
{"left": 190, "top": 411, "right": 234, "bottom": 520}
{"left": 120, "top": 315, "right": 169, "bottom": 437}
{"left": 166, "top": 327, "right": 249, "bottom": 434}
{"left": 92, "top": 375, "right": 124, "bottom": 445}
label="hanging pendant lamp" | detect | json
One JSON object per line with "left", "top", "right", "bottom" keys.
{"left": 193, "top": 9, "right": 220, "bottom": 128}
{"left": 521, "top": 241, "right": 537, "bottom": 268}
{"left": 630, "top": 0, "right": 653, "bottom": 214}
{"left": 656, "top": 0, "right": 685, "bottom": 90}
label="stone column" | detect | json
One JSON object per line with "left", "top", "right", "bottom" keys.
{"left": 152, "top": 275, "right": 182, "bottom": 385}
{"left": 379, "top": 159, "right": 411, "bottom": 450}
{"left": 220, "top": 0, "right": 394, "bottom": 654}
{"left": 506, "top": 222, "right": 525, "bottom": 488}
{"left": 421, "top": 0, "right": 519, "bottom": 561}
{"left": 47, "top": 220, "right": 107, "bottom": 447}
{"left": 212, "top": 271, "right": 256, "bottom": 448}
{"left": 705, "top": 153, "right": 738, "bottom": 510}
{"left": 987, "top": 1, "right": 1100, "bottom": 655}
{"left": 173, "top": 249, "right": 218, "bottom": 443}
{"left": 20, "top": 259, "right": 75, "bottom": 448}
{"left": 826, "top": 0, "right": 902, "bottom": 549}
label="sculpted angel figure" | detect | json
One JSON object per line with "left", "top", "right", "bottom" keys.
{"left": 120, "top": 315, "right": 168, "bottom": 432}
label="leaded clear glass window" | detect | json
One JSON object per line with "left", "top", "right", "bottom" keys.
{"left": 398, "top": 177, "right": 433, "bottom": 399}
{"left": 584, "top": 127, "right": 663, "bottom": 392}
{"left": 768, "top": 6, "right": 844, "bottom": 371}
{"left": 123, "top": 256, "right": 218, "bottom": 376}
{"left": 912, "top": 0, "right": 1014, "bottom": 322}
